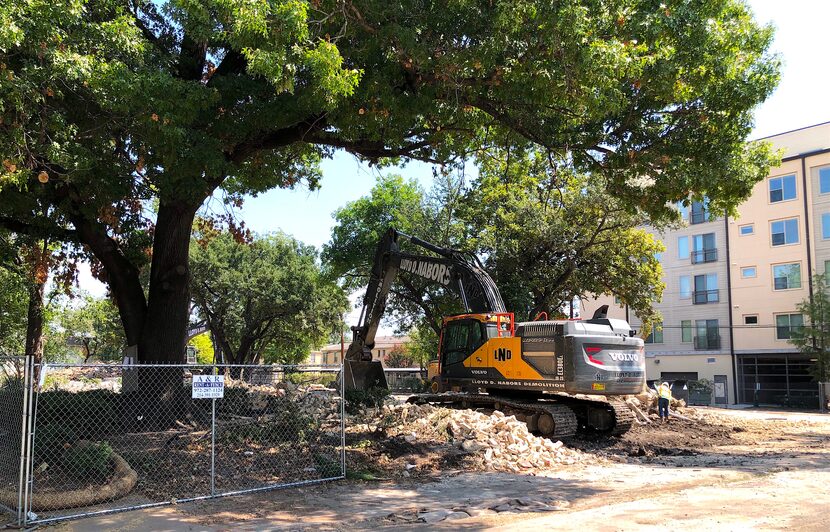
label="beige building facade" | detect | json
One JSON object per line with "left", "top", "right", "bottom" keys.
{"left": 583, "top": 122, "right": 830, "bottom": 407}
{"left": 308, "top": 335, "right": 411, "bottom": 366}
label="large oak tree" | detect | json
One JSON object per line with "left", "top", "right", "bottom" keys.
{"left": 0, "top": 0, "right": 779, "bottom": 365}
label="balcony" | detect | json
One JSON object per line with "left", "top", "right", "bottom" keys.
{"left": 693, "top": 289, "right": 719, "bottom": 304}
{"left": 689, "top": 210, "right": 709, "bottom": 224}
{"left": 691, "top": 248, "right": 718, "bottom": 264}
{"left": 694, "top": 335, "right": 721, "bottom": 350}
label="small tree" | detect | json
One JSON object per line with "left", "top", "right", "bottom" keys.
{"left": 58, "top": 295, "right": 126, "bottom": 362}
{"left": 189, "top": 230, "right": 348, "bottom": 369}
{"left": 790, "top": 274, "right": 830, "bottom": 383}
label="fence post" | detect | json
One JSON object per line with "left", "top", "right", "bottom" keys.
{"left": 21, "top": 358, "right": 38, "bottom": 526}
{"left": 821, "top": 382, "right": 827, "bottom": 414}
{"left": 340, "top": 362, "right": 345, "bottom": 479}
{"left": 211, "top": 364, "right": 216, "bottom": 496}
{"left": 15, "top": 356, "right": 31, "bottom": 525}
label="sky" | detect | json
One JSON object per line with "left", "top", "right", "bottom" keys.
{"left": 78, "top": 0, "right": 830, "bottom": 312}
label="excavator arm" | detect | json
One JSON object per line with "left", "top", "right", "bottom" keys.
{"left": 343, "top": 228, "right": 505, "bottom": 390}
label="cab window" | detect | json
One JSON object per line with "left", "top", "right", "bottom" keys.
{"left": 442, "top": 319, "right": 485, "bottom": 365}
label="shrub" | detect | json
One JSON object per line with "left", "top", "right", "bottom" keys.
{"left": 345, "top": 386, "right": 390, "bottom": 414}
{"left": 62, "top": 442, "right": 113, "bottom": 481}
{"left": 34, "top": 424, "right": 77, "bottom": 463}
{"left": 37, "top": 390, "right": 118, "bottom": 439}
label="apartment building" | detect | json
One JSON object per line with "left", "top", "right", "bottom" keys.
{"left": 583, "top": 121, "right": 830, "bottom": 407}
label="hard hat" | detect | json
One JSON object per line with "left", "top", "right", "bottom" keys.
{"left": 662, "top": 382, "right": 669, "bottom": 387}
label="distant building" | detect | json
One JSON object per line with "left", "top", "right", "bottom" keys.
{"left": 308, "top": 335, "right": 411, "bottom": 366}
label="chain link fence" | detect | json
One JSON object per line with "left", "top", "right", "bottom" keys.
{"left": 0, "top": 362, "right": 344, "bottom": 526}
{"left": 0, "top": 357, "right": 29, "bottom": 523}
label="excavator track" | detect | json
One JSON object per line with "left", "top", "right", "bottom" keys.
{"left": 551, "top": 395, "right": 635, "bottom": 436}
{"left": 409, "top": 393, "right": 578, "bottom": 438}
{"left": 409, "top": 393, "right": 634, "bottom": 437}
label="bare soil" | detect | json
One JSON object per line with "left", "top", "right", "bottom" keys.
{"left": 41, "top": 407, "right": 830, "bottom": 531}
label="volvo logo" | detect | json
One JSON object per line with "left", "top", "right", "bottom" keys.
{"left": 607, "top": 352, "right": 640, "bottom": 362}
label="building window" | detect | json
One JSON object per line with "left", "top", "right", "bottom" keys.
{"left": 825, "top": 259, "right": 830, "bottom": 275}
{"left": 645, "top": 322, "right": 663, "bottom": 344}
{"left": 676, "top": 201, "right": 689, "bottom": 221}
{"left": 820, "top": 167, "right": 830, "bottom": 194}
{"left": 614, "top": 295, "right": 622, "bottom": 304}
{"left": 741, "top": 266, "right": 757, "bottom": 278}
{"left": 679, "top": 275, "right": 691, "bottom": 299}
{"left": 776, "top": 313, "right": 803, "bottom": 340}
{"left": 739, "top": 224, "right": 754, "bottom": 236}
{"left": 744, "top": 315, "right": 758, "bottom": 325}
{"left": 770, "top": 218, "right": 799, "bottom": 246}
{"left": 693, "top": 273, "right": 718, "bottom": 304}
{"left": 690, "top": 198, "right": 709, "bottom": 224}
{"left": 706, "top": 358, "right": 716, "bottom": 364}
{"left": 681, "top": 320, "right": 692, "bottom": 343}
{"left": 769, "top": 174, "right": 797, "bottom": 203}
{"left": 823, "top": 213, "right": 830, "bottom": 240}
{"left": 773, "top": 263, "right": 802, "bottom": 290}
{"left": 691, "top": 233, "right": 717, "bottom": 263}
{"left": 694, "top": 319, "right": 720, "bottom": 350}
{"left": 678, "top": 236, "right": 689, "bottom": 259}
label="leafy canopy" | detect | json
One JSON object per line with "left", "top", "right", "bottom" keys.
{"left": 0, "top": 0, "right": 779, "bottom": 360}
{"left": 190, "top": 230, "right": 348, "bottom": 365}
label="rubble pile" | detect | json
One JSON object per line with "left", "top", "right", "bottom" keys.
{"left": 389, "top": 403, "right": 590, "bottom": 472}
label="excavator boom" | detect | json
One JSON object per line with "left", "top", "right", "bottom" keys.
{"left": 343, "top": 228, "right": 505, "bottom": 390}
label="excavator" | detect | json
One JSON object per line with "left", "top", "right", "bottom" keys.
{"left": 343, "top": 228, "right": 645, "bottom": 437}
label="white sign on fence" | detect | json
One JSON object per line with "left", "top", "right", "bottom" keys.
{"left": 192, "top": 374, "right": 225, "bottom": 399}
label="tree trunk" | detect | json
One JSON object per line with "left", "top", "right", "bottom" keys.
{"left": 138, "top": 201, "right": 199, "bottom": 362}
{"left": 24, "top": 278, "right": 46, "bottom": 364}
{"left": 128, "top": 201, "right": 198, "bottom": 429}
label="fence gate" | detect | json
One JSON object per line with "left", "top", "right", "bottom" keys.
{"left": 0, "top": 362, "right": 344, "bottom": 526}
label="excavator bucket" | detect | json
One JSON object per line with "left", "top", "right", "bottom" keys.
{"left": 343, "top": 360, "right": 388, "bottom": 391}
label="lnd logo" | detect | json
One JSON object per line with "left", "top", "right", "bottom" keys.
{"left": 495, "top": 348, "right": 512, "bottom": 362}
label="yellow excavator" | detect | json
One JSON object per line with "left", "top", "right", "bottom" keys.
{"left": 344, "top": 228, "right": 645, "bottom": 437}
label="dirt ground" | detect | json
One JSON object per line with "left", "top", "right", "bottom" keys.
{"left": 35, "top": 407, "right": 830, "bottom": 530}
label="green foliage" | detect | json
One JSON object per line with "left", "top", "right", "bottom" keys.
{"left": 323, "top": 174, "right": 467, "bottom": 336}
{"left": 325, "top": 165, "right": 666, "bottom": 334}
{"left": 345, "top": 386, "right": 391, "bottom": 414}
{"left": 188, "top": 332, "right": 215, "bottom": 364}
{"left": 285, "top": 371, "right": 337, "bottom": 387}
{"left": 790, "top": 274, "right": 830, "bottom": 382}
{"left": 406, "top": 326, "right": 439, "bottom": 367}
{"left": 190, "top": 231, "right": 348, "bottom": 365}
{"left": 34, "top": 424, "right": 77, "bottom": 463}
{"left": 36, "top": 390, "right": 118, "bottom": 445}
{"left": 0, "top": 261, "right": 27, "bottom": 356}
{"left": 688, "top": 378, "right": 714, "bottom": 394}
{"left": 384, "top": 345, "right": 416, "bottom": 368}
{"left": 464, "top": 149, "right": 666, "bottom": 324}
{"left": 62, "top": 442, "right": 113, "bottom": 481}
{"left": 51, "top": 295, "right": 127, "bottom": 362}
{"left": 0, "top": 0, "right": 780, "bottom": 366}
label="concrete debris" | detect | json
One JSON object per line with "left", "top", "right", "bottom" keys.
{"left": 385, "top": 403, "right": 590, "bottom": 472}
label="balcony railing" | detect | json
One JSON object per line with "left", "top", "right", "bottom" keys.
{"left": 690, "top": 210, "right": 709, "bottom": 224}
{"left": 694, "top": 335, "right": 721, "bottom": 350}
{"left": 691, "top": 248, "right": 718, "bottom": 264}
{"left": 693, "top": 289, "right": 720, "bottom": 304}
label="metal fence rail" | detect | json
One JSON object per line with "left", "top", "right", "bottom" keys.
{"left": 0, "top": 362, "right": 344, "bottom": 526}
